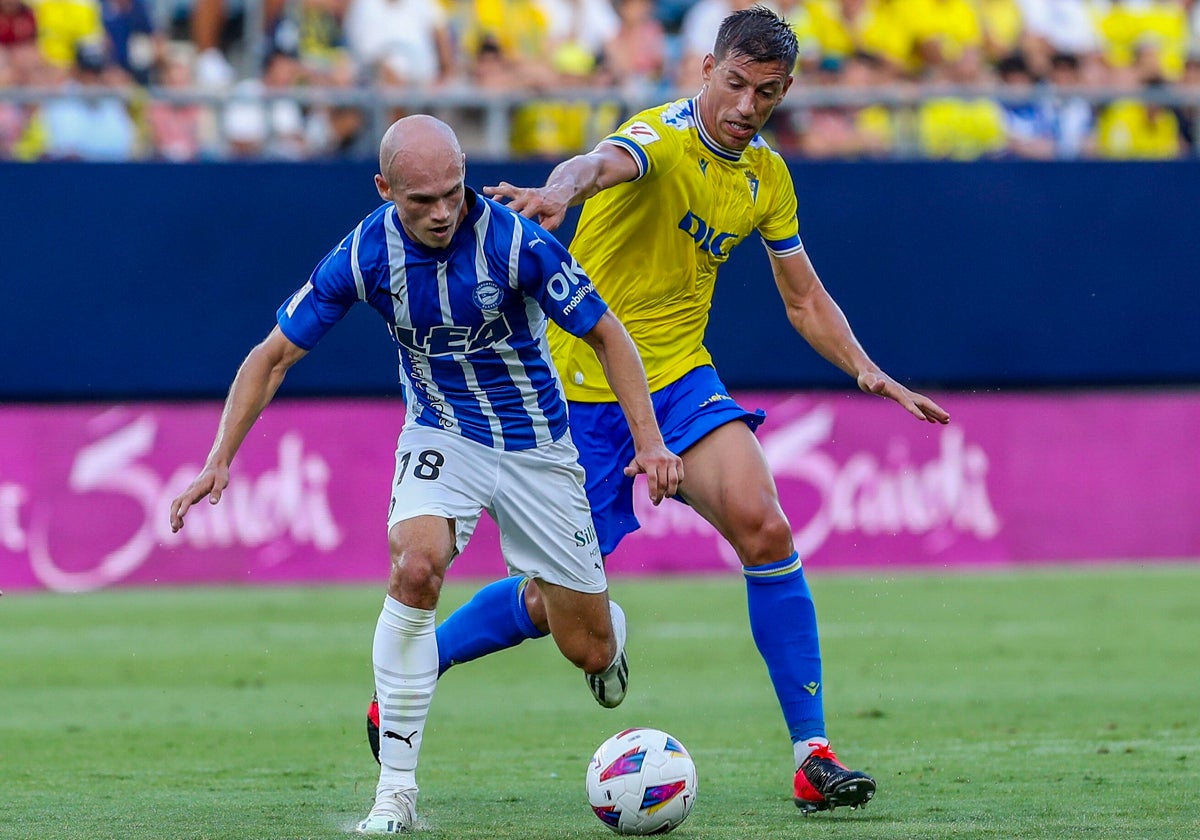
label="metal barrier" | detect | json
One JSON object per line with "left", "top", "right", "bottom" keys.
{"left": 3, "top": 83, "right": 1199, "bottom": 158}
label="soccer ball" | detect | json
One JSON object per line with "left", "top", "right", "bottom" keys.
{"left": 585, "top": 728, "right": 698, "bottom": 835}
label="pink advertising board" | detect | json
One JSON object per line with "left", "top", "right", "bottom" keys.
{"left": 1, "top": 391, "right": 1197, "bottom": 593}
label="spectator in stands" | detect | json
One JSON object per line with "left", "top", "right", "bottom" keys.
{"left": 538, "top": 0, "right": 619, "bottom": 76}
{"left": 917, "top": 48, "right": 1008, "bottom": 159}
{"left": 978, "top": 0, "right": 1024, "bottom": 64}
{"left": 1172, "top": 53, "right": 1200, "bottom": 153}
{"left": 603, "top": 0, "right": 668, "bottom": 94}
{"left": 267, "top": 0, "right": 351, "bottom": 81}
{"left": 805, "top": 0, "right": 917, "bottom": 78}
{"left": 100, "top": 0, "right": 161, "bottom": 84}
{"left": 220, "top": 49, "right": 309, "bottom": 159}
{"left": 1045, "top": 50, "right": 1094, "bottom": 158}
{"left": 302, "top": 46, "right": 367, "bottom": 157}
{"left": 41, "top": 40, "right": 139, "bottom": 159}
{"left": 1096, "top": 0, "right": 1187, "bottom": 82}
{"left": 906, "top": 0, "right": 984, "bottom": 74}
{"left": 34, "top": 0, "right": 105, "bottom": 70}
{"left": 1015, "top": 0, "right": 1098, "bottom": 77}
{"left": 0, "top": 47, "right": 27, "bottom": 158}
{"left": 772, "top": 0, "right": 822, "bottom": 76}
{"left": 0, "top": 0, "right": 37, "bottom": 49}
{"left": 146, "top": 42, "right": 220, "bottom": 160}
{"left": 4, "top": 43, "right": 54, "bottom": 159}
{"left": 996, "top": 51, "right": 1057, "bottom": 158}
{"left": 187, "top": 0, "right": 284, "bottom": 87}
{"left": 458, "top": 0, "right": 558, "bottom": 89}
{"left": 789, "top": 51, "right": 895, "bottom": 157}
{"left": 1094, "top": 59, "right": 1185, "bottom": 158}
{"left": 510, "top": 44, "right": 622, "bottom": 157}
{"left": 676, "top": 0, "right": 756, "bottom": 88}
{"left": 343, "top": 0, "right": 454, "bottom": 88}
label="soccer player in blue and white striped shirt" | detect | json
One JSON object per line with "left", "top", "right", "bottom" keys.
{"left": 169, "top": 115, "right": 683, "bottom": 835}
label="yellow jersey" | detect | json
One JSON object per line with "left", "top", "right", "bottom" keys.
{"left": 551, "top": 98, "right": 802, "bottom": 402}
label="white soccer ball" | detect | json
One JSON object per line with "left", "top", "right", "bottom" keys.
{"left": 585, "top": 727, "right": 698, "bottom": 835}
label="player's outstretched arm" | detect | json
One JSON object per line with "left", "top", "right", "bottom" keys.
{"left": 169, "top": 327, "right": 308, "bottom": 532}
{"left": 483, "top": 144, "right": 640, "bottom": 231}
{"left": 579, "top": 311, "right": 683, "bottom": 504}
{"left": 769, "top": 251, "right": 950, "bottom": 424}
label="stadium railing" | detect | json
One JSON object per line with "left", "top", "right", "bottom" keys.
{"left": 2, "top": 83, "right": 1199, "bottom": 159}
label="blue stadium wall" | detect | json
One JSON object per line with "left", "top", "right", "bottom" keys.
{"left": 1, "top": 160, "right": 1196, "bottom": 399}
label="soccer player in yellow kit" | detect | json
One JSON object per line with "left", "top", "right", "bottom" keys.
{"left": 377, "top": 5, "right": 950, "bottom": 815}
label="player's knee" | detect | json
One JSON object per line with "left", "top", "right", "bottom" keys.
{"left": 386, "top": 545, "right": 445, "bottom": 605}
{"left": 732, "top": 508, "right": 794, "bottom": 567}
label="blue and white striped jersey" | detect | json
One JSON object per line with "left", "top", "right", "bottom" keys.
{"left": 277, "top": 189, "right": 609, "bottom": 451}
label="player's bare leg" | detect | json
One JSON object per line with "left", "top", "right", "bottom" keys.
{"left": 679, "top": 420, "right": 875, "bottom": 812}
{"left": 536, "top": 580, "right": 628, "bottom": 709}
{"left": 358, "top": 516, "right": 454, "bottom": 834}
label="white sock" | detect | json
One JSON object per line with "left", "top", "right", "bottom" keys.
{"left": 606, "top": 600, "right": 627, "bottom": 670}
{"left": 794, "top": 736, "right": 830, "bottom": 769}
{"left": 374, "top": 595, "right": 438, "bottom": 794}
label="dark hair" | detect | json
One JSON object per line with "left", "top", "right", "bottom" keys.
{"left": 996, "top": 52, "right": 1031, "bottom": 79}
{"left": 1049, "top": 52, "right": 1079, "bottom": 71}
{"left": 713, "top": 5, "right": 799, "bottom": 69}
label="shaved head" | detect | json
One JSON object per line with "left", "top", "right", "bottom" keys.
{"left": 378, "top": 115, "right": 463, "bottom": 187}
{"left": 374, "top": 115, "right": 470, "bottom": 250}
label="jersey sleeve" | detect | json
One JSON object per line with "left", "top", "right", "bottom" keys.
{"left": 517, "top": 219, "right": 608, "bottom": 337}
{"left": 276, "top": 229, "right": 362, "bottom": 350}
{"left": 756, "top": 152, "right": 804, "bottom": 258}
{"left": 599, "top": 105, "right": 686, "bottom": 183}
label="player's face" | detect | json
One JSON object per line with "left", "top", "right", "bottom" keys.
{"left": 698, "top": 52, "right": 793, "bottom": 151}
{"left": 377, "top": 153, "right": 468, "bottom": 249}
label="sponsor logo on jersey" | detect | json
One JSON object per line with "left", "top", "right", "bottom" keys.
{"left": 678, "top": 211, "right": 739, "bottom": 259}
{"left": 622, "top": 121, "right": 661, "bottom": 144}
{"left": 392, "top": 315, "right": 514, "bottom": 357}
{"left": 471, "top": 280, "right": 504, "bottom": 309}
{"left": 661, "top": 99, "right": 692, "bottom": 130}
{"left": 285, "top": 281, "right": 313, "bottom": 317}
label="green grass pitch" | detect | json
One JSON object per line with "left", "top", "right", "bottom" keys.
{"left": 2, "top": 564, "right": 1198, "bottom": 840}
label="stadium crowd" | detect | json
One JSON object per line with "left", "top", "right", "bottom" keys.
{"left": 2, "top": 0, "right": 1199, "bottom": 160}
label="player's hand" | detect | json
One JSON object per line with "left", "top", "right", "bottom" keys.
{"left": 483, "top": 182, "right": 569, "bottom": 231}
{"left": 857, "top": 371, "right": 950, "bottom": 424}
{"left": 623, "top": 444, "right": 684, "bottom": 505}
{"left": 169, "top": 465, "right": 230, "bottom": 532}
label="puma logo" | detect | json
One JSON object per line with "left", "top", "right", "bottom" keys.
{"left": 383, "top": 729, "right": 418, "bottom": 747}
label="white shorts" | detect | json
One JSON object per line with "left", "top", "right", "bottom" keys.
{"left": 386, "top": 425, "right": 607, "bottom": 594}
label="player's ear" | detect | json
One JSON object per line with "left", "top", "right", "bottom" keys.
{"left": 374, "top": 173, "right": 391, "bottom": 202}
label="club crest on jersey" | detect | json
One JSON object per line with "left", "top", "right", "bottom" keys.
{"left": 621, "top": 121, "right": 660, "bottom": 144}
{"left": 472, "top": 280, "right": 504, "bottom": 309}
{"left": 746, "top": 173, "right": 760, "bottom": 203}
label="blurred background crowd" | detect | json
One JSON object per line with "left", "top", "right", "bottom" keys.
{"left": 2, "top": 0, "right": 1199, "bottom": 161}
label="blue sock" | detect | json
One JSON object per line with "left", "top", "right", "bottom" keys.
{"left": 435, "top": 576, "right": 547, "bottom": 676}
{"left": 744, "top": 553, "right": 826, "bottom": 744}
